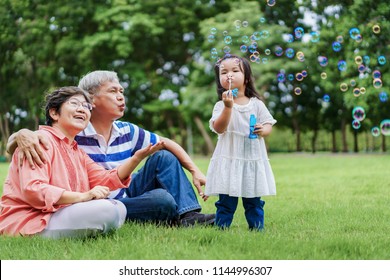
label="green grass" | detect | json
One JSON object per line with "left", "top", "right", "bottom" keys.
{"left": 0, "top": 153, "right": 389, "bottom": 260}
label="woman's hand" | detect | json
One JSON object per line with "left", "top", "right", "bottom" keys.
{"left": 83, "top": 186, "right": 110, "bottom": 201}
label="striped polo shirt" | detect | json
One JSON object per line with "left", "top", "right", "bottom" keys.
{"left": 75, "top": 121, "right": 160, "bottom": 199}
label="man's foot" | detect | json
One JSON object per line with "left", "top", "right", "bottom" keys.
{"left": 179, "top": 211, "right": 215, "bottom": 227}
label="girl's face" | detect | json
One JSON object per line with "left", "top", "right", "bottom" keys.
{"left": 219, "top": 58, "right": 245, "bottom": 91}
{"left": 50, "top": 94, "right": 92, "bottom": 139}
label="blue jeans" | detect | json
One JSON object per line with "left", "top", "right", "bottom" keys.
{"left": 215, "top": 194, "right": 265, "bottom": 230}
{"left": 119, "top": 150, "right": 201, "bottom": 222}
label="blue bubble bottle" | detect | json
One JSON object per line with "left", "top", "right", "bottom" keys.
{"left": 249, "top": 114, "right": 258, "bottom": 139}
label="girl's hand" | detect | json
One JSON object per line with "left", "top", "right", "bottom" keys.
{"left": 222, "top": 90, "right": 234, "bottom": 108}
{"left": 254, "top": 123, "right": 273, "bottom": 137}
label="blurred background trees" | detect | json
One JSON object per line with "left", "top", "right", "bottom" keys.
{"left": 0, "top": 0, "right": 389, "bottom": 158}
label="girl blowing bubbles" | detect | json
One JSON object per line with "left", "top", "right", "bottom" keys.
{"left": 205, "top": 54, "right": 277, "bottom": 231}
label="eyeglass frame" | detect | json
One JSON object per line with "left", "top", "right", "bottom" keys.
{"left": 67, "top": 98, "right": 93, "bottom": 111}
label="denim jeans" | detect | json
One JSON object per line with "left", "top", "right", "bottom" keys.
{"left": 215, "top": 194, "right": 265, "bottom": 230}
{"left": 119, "top": 150, "right": 201, "bottom": 222}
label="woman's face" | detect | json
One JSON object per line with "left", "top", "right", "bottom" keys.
{"left": 219, "top": 58, "right": 245, "bottom": 91}
{"left": 50, "top": 94, "right": 92, "bottom": 139}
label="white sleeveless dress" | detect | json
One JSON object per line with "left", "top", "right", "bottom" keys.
{"left": 205, "top": 98, "right": 277, "bottom": 198}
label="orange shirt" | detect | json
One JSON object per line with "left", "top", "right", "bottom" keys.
{"left": 0, "top": 126, "right": 130, "bottom": 236}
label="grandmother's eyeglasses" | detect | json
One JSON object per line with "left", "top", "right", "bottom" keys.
{"left": 67, "top": 98, "right": 93, "bottom": 111}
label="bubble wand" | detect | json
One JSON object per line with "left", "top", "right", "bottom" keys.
{"left": 228, "top": 75, "right": 238, "bottom": 98}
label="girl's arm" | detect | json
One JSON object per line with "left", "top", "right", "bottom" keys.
{"left": 212, "top": 91, "right": 234, "bottom": 134}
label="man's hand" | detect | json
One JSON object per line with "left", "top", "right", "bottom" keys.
{"left": 192, "top": 169, "right": 208, "bottom": 201}
{"left": 15, "top": 129, "right": 50, "bottom": 169}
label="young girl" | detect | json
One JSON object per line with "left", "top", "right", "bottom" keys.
{"left": 205, "top": 54, "right": 277, "bottom": 230}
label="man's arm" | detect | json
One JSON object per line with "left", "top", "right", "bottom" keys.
{"left": 6, "top": 129, "right": 49, "bottom": 169}
{"left": 160, "top": 136, "right": 207, "bottom": 201}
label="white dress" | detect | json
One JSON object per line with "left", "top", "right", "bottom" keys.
{"left": 205, "top": 97, "right": 277, "bottom": 198}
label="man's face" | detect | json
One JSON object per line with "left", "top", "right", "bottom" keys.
{"left": 91, "top": 81, "right": 126, "bottom": 120}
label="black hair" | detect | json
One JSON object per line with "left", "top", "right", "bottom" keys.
{"left": 213, "top": 54, "right": 262, "bottom": 101}
{"left": 44, "top": 86, "right": 91, "bottom": 126}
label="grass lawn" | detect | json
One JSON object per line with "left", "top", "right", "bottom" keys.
{"left": 0, "top": 153, "right": 389, "bottom": 260}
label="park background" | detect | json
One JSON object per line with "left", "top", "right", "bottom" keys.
{"left": 0, "top": 0, "right": 389, "bottom": 261}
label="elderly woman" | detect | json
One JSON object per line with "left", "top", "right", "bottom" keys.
{"left": 0, "top": 86, "right": 163, "bottom": 238}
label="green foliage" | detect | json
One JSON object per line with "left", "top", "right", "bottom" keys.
{"left": 0, "top": 0, "right": 389, "bottom": 155}
{"left": 1, "top": 154, "right": 390, "bottom": 259}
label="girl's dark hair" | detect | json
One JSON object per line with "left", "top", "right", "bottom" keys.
{"left": 44, "top": 86, "right": 91, "bottom": 126}
{"left": 213, "top": 54, "right": 262, "bottom": 101}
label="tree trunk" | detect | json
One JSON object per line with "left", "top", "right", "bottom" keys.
{"left": 194, "top": 115, "right": 214, "bottom": 155}
{"left": 353, "top": 129, "right": 359, "bottom": 153}
{"left": 0, "top": 114, "right": 10, "bottom": 157}
{"left": 341, "top": 118, "right": 348, "bottom": 152}
{"left": 382, "top": 134, "right": 387, "bottom": 152}
{"left": 331, "top": 130, "right": 337, "bottom": 153}
{"left": 311, "top": 129, "right": 318, "bottom": 153}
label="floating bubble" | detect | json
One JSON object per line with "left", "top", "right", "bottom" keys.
{"left": 222, "top": 30, "right": 229, "bottom": 36}
{"left": 301, "top": 70, "right": 308, "bottom": 77}
{"left": 285, "top": 34, "right": 294, "bottom": 43}
{"left": 210, "top": 28, "right": 217, "bottom": 35}
{"left": 265, "top": 49, "right": 271, "bottom": 55}
{"left": 355, "top": 34, "right": 363, "bottom": 43}
{"left": 352, "top": 119, "right": 361, "bottom": 129}
{"left": 295, "top": 72, "right": 304, "bottom": 81}
{"left": 248, "top": 44, "right": 257, "bottom": 53}
{"left": 338, "top": 60, "right": 347, "bottom": 71}
{"left": 323, "top": 94, "right": 330, "bottom": 102}
{"left": 332, "top": 42, "right": 342, "bottom": 52}
{"left": 240, "top": 45, "right": 248, "bottom": 53}
{"left": 380, "top": 120, "right": 390, "bottom": 136}
{"left": 251, "top": 32, "right": 260, "bottom": 41}
{"left": 378, "top": 55, "right": 386, "bottom": 65}
{"left": 262, "top": 57, "right": 269, "bottom": 64}
{"left": 267, "top": 0, "right": 276, "bottom": 7}
{"left": 355, "top": 56, "right": 363, "bottom": 64}
{"left": 285, "top": 48, "right": 295, "bottom": 58}
{"left": 310, "top": 31, "right": 320, "bottom": 43}
{"left": 360, "top": 87, "right": 366, "bottom": 94}
{"left": 274, "top": 46, "right": 283, "bottom": 56}
{"left": 288, "top": 74, "right": 294, "bottom": 81}
{"left": 379, "top": 91, "right": 388, "bottom": 102}
{"left": 277, "top": 73, "right": 286, "bottom": 82}
{"left": 340, "top": 83, "right": 348, "bottom": 92}
{"left": 207, "top": 34, "right": 215, "bottom": 43}
{"left": 242, "top": 21, "right": 249, "bottom": 28}
{"left": 350, "top": 79, "right": 357, "bottom": 86}
{"left": 372, "top": 24, "right": 381, "bottom": 34}
{"left": 353, "top": 88, "right": 360, "bottom": 97}
{"left": 294, "top": 87, "right": 302, "bottom": 95}
{"left": 357, "top": 64, "right": 366, "bottom": 73}
{"left": 373, "top": 78, "right": 382, "bottom": 88}
{"left": 224, "top": 36, "right": 232, "bottom": 45}
{"left": 349, "top": 27, "right": 360, "bottom": 40}
{"left": 294, "top": 27, "right": 304, "bottom": 39}
{"left": 363, "top": 55, "right": 370, "bottom": 64}
{"left": 321, "top": 72, "right": 327, "bottom": 79}
{"left": 223, "top": 46, "right": 231, "bottom": 54}
{"left": 259, "top": 17, "right": 266, "bottom": 23}
{"left": 336, "top": 35, "right": 344, "bottom": 43}
{"left": 241, "top": 35, "right": 250, "bottom": 44}
{"left": 260, "top": 30, "right": 270, "bottom": 39}
{"left": 352, "top": 106, "right": 366, "bottom": 121}
{"left": 318, "top": 56, "right": 328, "bottom": 67}
{"left": 296, "top": 51, "right": 305, "bottom": 61}
{"left": 372, "top": 70, "right": 381, "bottom": 79}
{"left": 371, "top": 127, "right": 380, "bottom": 137}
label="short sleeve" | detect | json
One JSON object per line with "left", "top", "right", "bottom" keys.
{"left": 256, "top": 99, "right": 277, "bottom": 126}
{"left": 209, "top": 101, "right": 225, "bottom": 133}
